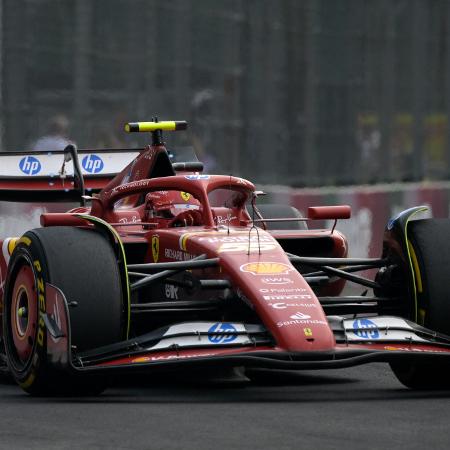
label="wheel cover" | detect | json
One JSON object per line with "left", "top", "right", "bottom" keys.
{"left": 10, "top": 263, "right": 38, "bottom": 365}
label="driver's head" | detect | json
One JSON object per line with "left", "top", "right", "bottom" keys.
{"left": 145, "top": 190, "right": 201, "bottom": 218}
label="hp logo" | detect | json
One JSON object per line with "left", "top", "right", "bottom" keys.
{"left": 82, "top": 154, "right": 104, "bottom": 174}
{"left": 353, "top": 319, "right": 379, "bottom": 339}
{"left": 208, "top": 322, "right": 237, "bottom": 344}
{"left": 19, "top": 156, "right": 41, "bottom": 175}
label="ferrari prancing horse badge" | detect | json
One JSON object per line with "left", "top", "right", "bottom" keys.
{"left": 152, "top": 235, "right": 159, "bottom": 262}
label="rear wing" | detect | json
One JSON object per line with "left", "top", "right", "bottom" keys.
{"left": 0, "top": 148, "right": 142, "bottom": 202}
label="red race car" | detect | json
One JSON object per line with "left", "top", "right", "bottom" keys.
{"left": 0, "top": 120, "right": 449, "bottom": 395}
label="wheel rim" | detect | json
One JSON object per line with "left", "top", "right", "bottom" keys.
{"left": 10, "top": 263, "right": 38, "bottom": 366}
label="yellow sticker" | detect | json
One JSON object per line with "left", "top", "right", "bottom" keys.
{"left": 152, "top": 235, "right": 159, "bottom": 263}
{"left": 180, "top": 191, "right": 191, "bottom": 202}
{"left": 304, "top": 328, "right": 313, "bottom": 337}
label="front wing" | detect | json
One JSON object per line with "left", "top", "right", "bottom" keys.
{"left": 45, "top": 283, "right": 450, "bottom": 375}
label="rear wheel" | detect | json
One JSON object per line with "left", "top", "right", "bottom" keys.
{"left": 3, "top": 226, "right": 124, "bottom": 395}
{"left": 390, "top": 219, "right": 450, "bottom": 389}
{"left": 256, "top": 204, "right": 307, "bottom": 230}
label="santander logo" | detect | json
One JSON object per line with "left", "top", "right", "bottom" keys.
{"left": 289, "top": 312, "right": 311, "bottom": 320}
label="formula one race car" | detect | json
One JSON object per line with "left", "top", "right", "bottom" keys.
{"left": 1, "top": 120, "right": 450, "bottom": 396}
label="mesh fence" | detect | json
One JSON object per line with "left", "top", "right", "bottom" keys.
{"left": 0, "top": 0, "right": 449, "bottom": 186}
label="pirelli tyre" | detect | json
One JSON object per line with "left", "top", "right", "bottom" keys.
{"left": 3, "top": 226, "right": 124, "bottom": 395}
{"left": 390, "top": 218, "right": 450, "bottom": 389}
{"left": 256, "top": 204, "right": 307, "bottom": 230}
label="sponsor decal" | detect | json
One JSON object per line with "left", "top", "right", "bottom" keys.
{"left": 383, "top": 346, "right": 448, "bottom": 353}
{"left": 32, "top": 259, "right": 46, "bottom": 348}
{"left": 240, "top": 262, "right": 293, "bottom": 276}
{"left": 304, "top": 328, "right": 313, "bottom": 337}
{"left": 149, "top": 190, "right": 169, "bottom": 199}
{"left": 215, "top": 215, "right": 237, "bottom": 225}
{"left": 352, "top": 319, "right": 379, "bottom": 339}
{"left": 82, "top": 154, "right": 104, "bottom": 174}
{"left": 132, "top": 352, "right": 217, "bottom": 363}
{"left": 208, "top": 322, "right": 238, "bottom": 344}
{"left": 165, "top": 284, "right": 179, "bottom": 300}
{"left": 180, "top": 191, "right": 191, "bottom": 201}
{"left": 277, "top": 319, "right": 327, "bottom": 328}
{"left": 164, "top": 248, "right": 195, "bottom": 261}
{"left": 201, "top": 235, "right": 274, "bottom": 244}
{"left": 172, "top": 203, "right": 200, "bottom": 210}
{"left": 261, "top": 277, "right": 294, "bottom": 285}
{"left": 219, "top": 242, "right": 276, "bottom": 253}
{"left": 114, "top": 179, "right": 150, "bottom": 193}
{"left": 268, "top": 302, "right": 317, "bottom": 310}
{"left": 19, "top": 156, "right": 41, "bottom": 175}
{"left": 185, "top": 174, "right": 209, "bottom": 180}
{"left": 263, "top": 294, "right": 312, "bottom": 300}
{"left": 133, "top": 356, "right": 152, "bottom": 363}
{"left": 118, "top": 215, "right": 139, "bottom": 224}
{"left": 179, "top": 230, "right": 274, "bottom": 251}
{"left": 259, "top": 287, "right": 306, "bottom": 293}
{"left": 290, "top": 312, "right": 311, "bottom": 320}
{"left": 152, "top": 235, "right": 159, "bottom": 262}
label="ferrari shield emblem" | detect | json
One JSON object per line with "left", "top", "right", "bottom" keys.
{"left": 180, "top": 191, "right": 191, "bottom": 202}
{"left": 152, "top": 235, "right": 159, "bottom": 262}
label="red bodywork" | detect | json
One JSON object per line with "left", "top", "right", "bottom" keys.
{"left": 2, "top": 141, "right": 449, "bottom": 375}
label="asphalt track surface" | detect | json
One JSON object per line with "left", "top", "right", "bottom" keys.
{"left": 0, "top": 364, "right": 449, "bottom": 450}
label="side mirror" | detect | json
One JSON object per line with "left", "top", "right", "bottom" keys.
{"left": 307, "top": 205, "right": 351, "bottom": 220}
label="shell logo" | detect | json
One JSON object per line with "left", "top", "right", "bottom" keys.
{"left": 240, "top": 262, "right": 293, "bottom": 275}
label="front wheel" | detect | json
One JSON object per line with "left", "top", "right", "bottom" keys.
{"left": 390, "top": 219, "right": 450, "bottom": 389}
{"left": 3, "top": 226, "right": 124, "bottom": 395}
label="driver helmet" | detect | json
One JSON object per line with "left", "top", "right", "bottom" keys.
{"left": 144, "top": 190, "right": 200, "bottom": 219}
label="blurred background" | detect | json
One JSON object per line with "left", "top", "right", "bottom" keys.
{"left": 1, "top": 0, "right": 449, "bottom": 187}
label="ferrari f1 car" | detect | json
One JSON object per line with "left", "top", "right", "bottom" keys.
{"left": 1, "top": 120, "right": 450, "bottom": 395}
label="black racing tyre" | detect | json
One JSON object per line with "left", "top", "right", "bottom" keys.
{"left": 3, "top": 226, "right": 124, "bottom": 395}
{"left": 256, "top": 204, "right": 307, "bottom": 230}
{"left": 390, "top": 218, "right": 450, "bottom": 389}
